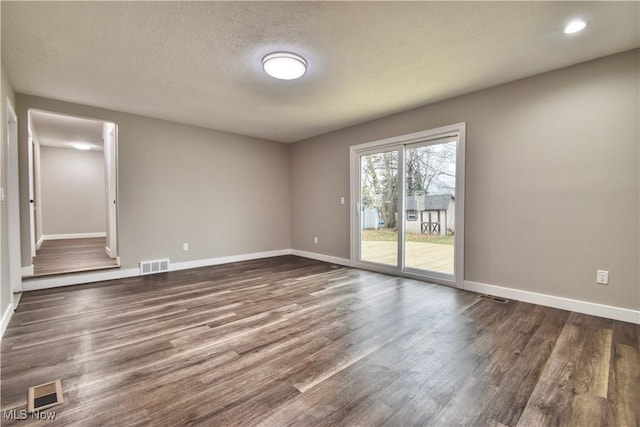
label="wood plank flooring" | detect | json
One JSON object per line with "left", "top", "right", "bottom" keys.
{"left": 33, "top": 238, "right": 119, "bottom": 276}
{"left": 1, "top": 256, "right": 638, "bottom": 426}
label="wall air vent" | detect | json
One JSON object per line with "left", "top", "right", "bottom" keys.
{"left": 139, "top": 259, "right": 170, "bottom": 275}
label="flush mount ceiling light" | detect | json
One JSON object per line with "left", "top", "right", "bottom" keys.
{"left": 72, "top": 143, "right": 92, "bottom": 150}
{"left": 564, "top": 19, "right": 587, "bottom": 34}
{"left": 262, "top": 52, "right": 307, "bottom": 80}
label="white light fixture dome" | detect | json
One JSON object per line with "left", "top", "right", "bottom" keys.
{"left": 72, "top": 143, "right": 92, "bottom": 150}
{"left": 564, "top": 20, "right": 587, "bottom": 34}
{"left": 262, "top": 52, "right": 307, "bottom": 80}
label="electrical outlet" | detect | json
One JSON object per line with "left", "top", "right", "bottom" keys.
{"left": 340, "top": 196, "right": 345, "bottom": 205}
{"left": 183, "top": 243, "right": 189, "bottom": 252}
{"left": 596, "top": 269, "right": 608, "bottom": 285}
{"left": 314, "top": 237, "right": 318, "bottom": 244}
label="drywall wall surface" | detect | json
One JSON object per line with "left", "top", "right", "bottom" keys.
{"left": 16, "top": 95, "right": 291, "bottom": 269}
{"left": 40, "top": 145, "right": 106, "bottom": 235}
{"left": 1, "top": 61, "right": 17, "bottom": 325}
{"left": 291, "top": 49, "right": 639, "bottom": 310}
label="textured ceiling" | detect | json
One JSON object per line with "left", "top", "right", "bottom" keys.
{"left": 2, "top": 2, "right": 639, "bottom": 143}
{"left": 30, "top": 110, "right": 105, "bottom": 150}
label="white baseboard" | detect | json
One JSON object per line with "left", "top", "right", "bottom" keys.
{"left": 105, "top": 246, "right": 115, "bottom": 258}
{"left": 1, "top": 303, "right": 14, "bottom": 339}
{"left": 22, "top": 249, "right": 292, "bottom": 291}
{"left": 464, "top": 280, "right": 640, "bottom": 325}
{"left": 169, "top": 249, "right": 292, "bottom": 272}
{"left": 13, "top": 292, "right": 23, "bottom": 309}
{"left": 22, "top": 268, "right": 140, "bottom": 292}
{"left": 18, "top": 248, "right": 638, "bottom": 325}
{"left": 21, "top": 265, "right": 34, "bottom": 277}
{"left": 42, "top": 232, "right": 106, "bottom": 241}
{"left": 290, "top": 249, "right": 352, "bottom": 267}
{"left": 36, "top": 235, "right": 44, "bottom": 249}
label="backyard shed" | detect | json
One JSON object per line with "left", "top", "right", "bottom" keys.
{"left": 405, "top": 194, "right": 455, "bottom": 236}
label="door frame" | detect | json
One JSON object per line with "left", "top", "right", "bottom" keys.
{"left": 25, "top": 109, "right": 121, "bottom": 276}
{"left": 352, "top": 145, "right": 403, "bottom": 269}
{"left": 6, "top": 99, "right": 22, "bottom": 296}
{"left": 27, "top": 125, "right": 36, "bottom": 259}
{"left": 103, "top": 122, "right": 118, "bottom": 259}
{"left": 349, "top": 122, "right": 466, "bottom": 288}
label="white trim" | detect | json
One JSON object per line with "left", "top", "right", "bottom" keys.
{"left": 27, "top": 116, "right": 36, "bottom": 259}
{"left": 1, "top": 303, "right": 14, "bottom": 339}
{"left": 349, "top": 147, "right": 358, "bottom": 265}
{"left": 6, "top": 98, "right": 21, "bottom": 294}
{"left": 21, "top": 249, "right": 292, "bottom": 291}
{"left": 349, "top": 123, "right": 464, "bottom": 153}
{"left": 169, "top": 249, "right": 291, "bottom": 272}
{"left": 105, "top": 246, "right": 114, "bottom": 258}
{"left": 21, "top": 265, "right": 34, "bottom": 277}
{"left": 454, "top": 124, "right": 466, "bottom": 288}
{"left": 13, "top": 292, "right": 22, "bottom": 309}
{"left": 36, "top": 235, "right": 44, "bottom": 249}
{"left": 22, "top": 267, "right": 140, "bottom": 291}
{"left": 290, "top": 249, "right": 352, "bottom": 267}
{"left": 41, "top": 232, "right": 106, "bottom": 241}
{"left": 464, "top": 280, "right": 640, "bottom": 325}
{"left": 13, "top": 248, "right": 639, "bottom": 325}
{"left": 349, "top": 122, "right": 466, "bottom": 288}
{"left": 104, "top": 122, "right": 119, "bottom": 259}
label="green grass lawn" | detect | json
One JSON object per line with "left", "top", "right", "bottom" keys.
{"left": 362, "top": 229, "right": 454, "bottom": 245}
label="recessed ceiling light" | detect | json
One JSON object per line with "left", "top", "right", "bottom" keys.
{"left": 262, "top": 52, "right": 307, "bottom": 80}
{"left": 72, "top": 143, "right": 92, "bottom": 150}
{"left": 564, "top": 20, "right": 587, "bottom": 34}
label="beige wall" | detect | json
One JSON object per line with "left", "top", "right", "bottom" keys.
{"left": 40, "top": 145, "right": 106, "bottom": 235}
{"left": 9, "top": 50, "right": 639, "bottom": 314}
{"left": 16, "top": 95, "right": 291, "bottom": 269}
{"left": 291, "top": 49, "right": 639, "bottom": 310}
{"left": 1, "top": 61, "right": 16, "bottom": 321}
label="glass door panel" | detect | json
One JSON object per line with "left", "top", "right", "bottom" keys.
{"left": 359, "top": 150, "right": 399, "bottom": 267}
{"left": 404, "top": 140, "right": 456, "bottom": 275}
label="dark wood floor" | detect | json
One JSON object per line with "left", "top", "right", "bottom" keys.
{"left": 2, "top": 256, "right": 638, "bottom": 426}
{"left": 33, "top": 238, "right": 119, "bottom": 276}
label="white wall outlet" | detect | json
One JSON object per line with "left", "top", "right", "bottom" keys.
{"left": 596, "top": 269, "right": 608, "bottom": 285}
{"left": 340, "top": 196, "right": 345, "bottom": 205}
{"left": 314, "top": 237, "right": 318, "bottom": 244}
{"left": 183, "top": 243, "right": 189, "bottom": 252}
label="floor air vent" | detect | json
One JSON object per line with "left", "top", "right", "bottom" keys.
{"left": 140, "top": 259, "right": 170, "bottom": 275}
{"left": 479, "top": 294, "right": 509, "bottom": 304}
{"left": 28, "top": 380, "right": 63, "bottom": 412}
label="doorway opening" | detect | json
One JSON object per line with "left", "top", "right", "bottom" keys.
{"left": 350, "top": 123, "right": 465, "bottom": 287}
{"left": 26, "top": 110, "right": 119, "bottom": 277}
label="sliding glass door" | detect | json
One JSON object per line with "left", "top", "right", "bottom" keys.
{"left": 359, "top": 149, "right": 399, "bottom": 267}
{"left": 404, "top": 138, "right": 457, "bottom": 276}
{"left": 351, "top": 124, "right": 465, "bottom": 287}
